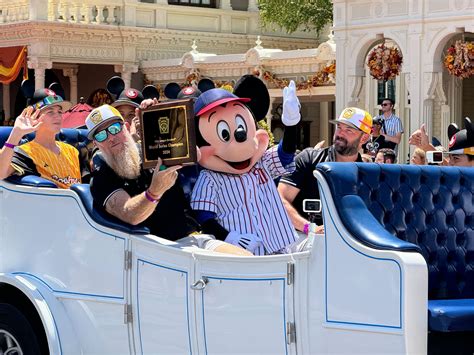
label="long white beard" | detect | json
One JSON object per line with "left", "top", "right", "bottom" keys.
{"left": 102, "top": 134, "right": 141, "bottom": 180}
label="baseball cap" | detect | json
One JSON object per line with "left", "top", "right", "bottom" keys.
{"left": 85, "top": 104, "right": 124, "bottom": 139}
{"left": 447, "top": 117, "right": 474, "bottom": 156}
{"left": 194, "top": 88, "right": 251, "bottom": 117}
{"left": 30, "top": 88, "right": 72, "bottom": 112}
{"left": 330, "top": 107, "right": 373, "bottom": 134}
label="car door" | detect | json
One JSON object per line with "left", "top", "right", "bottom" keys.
{"left": 130, "top": 236, "right": 196, "bottom": 354}
{"left": 193, "top": 254, "right": 296, "bottom": 355}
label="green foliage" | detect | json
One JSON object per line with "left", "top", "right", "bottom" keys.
{"left": 257, "top": 120, "right": 275, "bottom": 147}
{"left": 257, "top": 0, "right": 333, "bottom": 35}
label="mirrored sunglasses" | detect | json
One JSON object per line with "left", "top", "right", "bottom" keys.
{"left": 94, "top": 122, "right": 123, "bottom": 143}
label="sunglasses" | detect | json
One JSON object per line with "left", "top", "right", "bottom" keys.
{"left": 33, "top": 95, "right": 64, "bottom": 111}
{"left": 94, "top": 122, "right": 123, "bottom": 143}
{"left": 381, "top": 103, "right": 391, "bottom": 107}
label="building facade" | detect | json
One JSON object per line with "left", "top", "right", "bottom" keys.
{"left": 0, "top": 0, "right": 319, "bottom": 120}
{"left": 333, "top": 0, "right": 474, "bottom": 162}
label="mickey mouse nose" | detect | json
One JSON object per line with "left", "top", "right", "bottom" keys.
{"left": 234, "top": 127, "right": 247, "bottom": 143}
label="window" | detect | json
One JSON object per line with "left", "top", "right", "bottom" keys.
{"left": 168, "top": 0, "right": 217, "bottom": 7}
{"left": 377, "top": 79, "right": 396, "bottom": 105}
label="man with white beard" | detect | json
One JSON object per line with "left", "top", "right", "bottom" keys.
{"left": 87, "top": 105, "right": 250, "bottom": 255}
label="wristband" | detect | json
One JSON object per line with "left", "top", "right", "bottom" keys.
{"left": 4, "top": 142, "right": 16, "bottom": 149}
{"left": 303, "top": 223, "right": 310, "bottom": 235}
{"left": 144, "top": 189, "right": 160, "bottom": 204}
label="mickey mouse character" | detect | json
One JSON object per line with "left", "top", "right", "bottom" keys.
{"left": 190, "top": 75, "right": 302, "bottom": 255}
{"left": 447, "top": 117, "right": 474, "bottom": 167}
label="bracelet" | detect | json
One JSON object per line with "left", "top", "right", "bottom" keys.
{"left": 144, "top": 189, "right": 160, "bottom": 204}
{"left": 303, "top": 223, "right": 310, "bottom": 235}
{"left": 4, "top": 142, "right": 16, "bottom": 149}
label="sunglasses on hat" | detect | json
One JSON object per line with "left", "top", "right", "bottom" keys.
{"left": 94, "top": 122, "right": 123, "bottom": 142}
{"left": 33, "top": 95, "right": 64, "bottom": 111}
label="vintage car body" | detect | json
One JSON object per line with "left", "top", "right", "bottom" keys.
{"left": 0, "top": 128, "right": 472, "bottom": 354}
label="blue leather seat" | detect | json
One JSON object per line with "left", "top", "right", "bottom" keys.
{"left": 71, "top": 184, "right": 150, "bottom": 235}
{"left": 317, "top": 163, "right": 474, "bottom": 332}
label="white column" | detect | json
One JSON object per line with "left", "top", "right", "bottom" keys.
{"left": 407, "top": 25, "right": 424, "bottom": 135}
{"left": 28, "top": 58, "right": 52, "bottom": 90}
{"left": 248, "top": 0, "right": 258, "bottom": 11}
{"left": 114, "top": 64, "right": 138, "bottom": 89}
{"left": 319, "top": 101, "right": 329, "bottom": 144}
{"left": 220, "top": 0, "right": 232, "bottom": 10}
{"left": 29, "top": 0, "right": 48, "bottom": 20}
{"left": 3, "top": 84, "right": 11, "bottom": 120}
{"left": 63, "top": 67, "right": 79, "bottom": 104}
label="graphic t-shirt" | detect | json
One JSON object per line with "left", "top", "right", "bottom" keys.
{"left": 11, "top": 141, "right": 81, "bottom": 189}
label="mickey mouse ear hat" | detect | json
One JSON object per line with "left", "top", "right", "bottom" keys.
{"left": 447, "top": 117, "right": 474, "bottom": 155}
{"left": 106, "top": 76, "right": 159, "bottom": 108}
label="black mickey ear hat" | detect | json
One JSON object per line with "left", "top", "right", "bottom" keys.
{"left": 21, "top": 79, "right": 35, "bottom": 105}
{"left": 49, "top": 82, "right": 66, "bottom": 101}
{"left": 164, "top": 78, "right": 215, "bottom": 100}
{"left": 233, "top": 75, "right": 270, "bottom": 121}
{"left": 21, "top": 79, "right": 72, "bottom": 112}
{"left": 106, "top": 76, "right": 160, "bottom": 108}
{"left": 448, "top": 117, "right": 474, "bottom": 155}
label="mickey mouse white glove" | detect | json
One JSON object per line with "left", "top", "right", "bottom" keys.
{"left": 282, "top": 80, "right": 301, "bottom": 126}
{"left": 225, "top": 231, "right": 264, "bottom": 255}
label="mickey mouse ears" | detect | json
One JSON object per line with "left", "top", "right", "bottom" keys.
{"left": 233, "top": 75, "right": 270, "bottom": 120}
{"left": 106, "top": 76, "right": 160, "bottom": 107}
{"left": 164, "top": 78, "right": 215, "bottom": 100}
{"left": 448, "top": 117, "right": 474, "bottom": 154}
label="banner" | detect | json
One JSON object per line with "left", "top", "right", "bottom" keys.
{"left": 0, "top": 46, "right": 28, "bottom": 84}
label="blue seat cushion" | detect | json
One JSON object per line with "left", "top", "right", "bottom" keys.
{"left": 71, "top": 184, "right": 150, "bottom": 235}
{"left": 6, "top": 175, "right": 58, "bottom": 188}
{"left": 428, "top": 299, "right": 474, "bottom": 332}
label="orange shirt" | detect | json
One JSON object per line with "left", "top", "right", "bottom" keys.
{"left": 11, "top": 141, "right": 81, "bottom": 189}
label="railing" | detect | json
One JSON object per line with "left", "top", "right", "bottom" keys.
{"left": 0, "top": 0, "right": 314, "bottom": 39}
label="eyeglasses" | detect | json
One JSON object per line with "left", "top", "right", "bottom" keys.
{"left": 381, "top": 103, "right": 391, "bottom": 107}
{"left": 94, "top": 122, "right": 123, "bottom": 142}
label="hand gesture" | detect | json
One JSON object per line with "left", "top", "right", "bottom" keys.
{"left": 148, "top": 158, "right": 182, "bottom": 198}
{"left": 409, "top": 124, "right": 429, "bottom": 148}
{"left": 12, "top": 108, "right": 42, "bottom": 136}
{"left": 282, "top": 80, "right": 301, "bottom": 126}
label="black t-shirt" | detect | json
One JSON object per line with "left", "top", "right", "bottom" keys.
{"left": 279, "top": 146, "right": 362, "bottom": 224}
{"left": 90, "top": 159, "right": 199, "bottom": 240}
{"left": 363, "top": 135, "right": 396, "bottom": 158}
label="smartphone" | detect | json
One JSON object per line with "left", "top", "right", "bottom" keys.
{"left": 303, "top": 199, "right": 322, "bottom": 214}
{"left": 426, "top": 151, "right": 444, "bottom": 164}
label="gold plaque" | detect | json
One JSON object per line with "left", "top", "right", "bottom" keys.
{"left": 139, "top": 99, "right": 197, "bottom": 168}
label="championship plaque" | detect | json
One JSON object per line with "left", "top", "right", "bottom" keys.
{"left": 139, "top": 99, "right": 197, "bottom": 168}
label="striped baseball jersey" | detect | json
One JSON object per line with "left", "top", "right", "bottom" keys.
{"left": 190, "top": 146, "right": 298, "bottom": 254}
{"left": 11, "top": 141, "right": 81, "bottom": 189}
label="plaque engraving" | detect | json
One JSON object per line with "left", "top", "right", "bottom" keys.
{"left": 139, "top": 99, "right": 197, "bottom": 168}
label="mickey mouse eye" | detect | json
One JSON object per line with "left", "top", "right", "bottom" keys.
{"left": 217, "top": 120, "right": 231, "bottom": 142}
{"left": 235, "top": 115, "right": 247, "bottom": 132}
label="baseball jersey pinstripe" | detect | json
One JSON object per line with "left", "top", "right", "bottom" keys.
{"left": 190, "top": 146, "right": 298, "bottom": 254}
{"left": 12, "top": 141, "right": 81, "bottom": 189}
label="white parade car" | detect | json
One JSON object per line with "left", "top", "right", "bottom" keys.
{"left": 1, "top": 128, "right": 472, "bottom": 354}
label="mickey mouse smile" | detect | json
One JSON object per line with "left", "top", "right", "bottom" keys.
{"left": 226, "top": 158, "right": 251, "bottom": 170}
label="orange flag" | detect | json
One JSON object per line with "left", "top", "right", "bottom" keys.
{"left": 0, "top": 46, "right": 28, "bottom": 84}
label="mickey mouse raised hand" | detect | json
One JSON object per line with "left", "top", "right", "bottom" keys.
{"left": 282, "top": 80, "right": 301, "bottom": 126}
{"left": 190, "top": 75, "right": 301, "bottom": 255}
